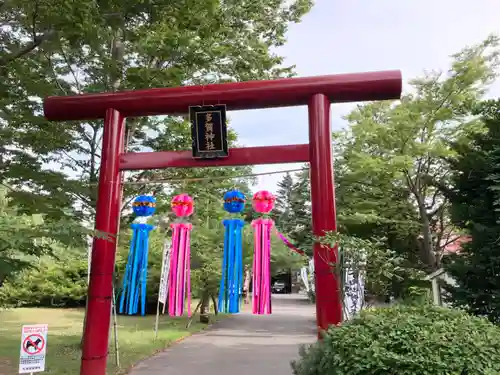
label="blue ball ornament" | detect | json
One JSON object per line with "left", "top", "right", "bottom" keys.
{"left": 132, "top": 195, "right": 156, "bottom": 217}
{"left": 223, "top": 190, "right": 246, "bottom": 213}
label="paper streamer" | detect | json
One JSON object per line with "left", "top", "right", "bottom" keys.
{"left": 218, "top": 219, "right": 244, "bottom": 313}
{"left": 251, "top": 218, "right": 273, "bottom": 315}
{"left": 119, "top": 222, "right": 154, "bottom": 316}
{"left": 167, "top": 223, "right": 192, "bottom": 317}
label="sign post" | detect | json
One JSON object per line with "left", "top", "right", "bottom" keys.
{"left": 19, "top": 324, "right": 48, "bottom": 374}
{"left": 189, "top": 104, "right": 228, "bottom": 159}
{"left": 154, "top": 238, "right": 172, "bottom": 340}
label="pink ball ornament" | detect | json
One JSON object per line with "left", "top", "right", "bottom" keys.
{"left": 252, "top": 190, "right": 275, "bottom": 214}
{"left": 171, "top": 193, "right": 194, "bottom": 217}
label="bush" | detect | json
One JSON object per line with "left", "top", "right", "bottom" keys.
{"left": 291, "top": 304, "right": 500, "bottom": 375}
{"left": 0, "top": 255, "right": 89, "bottom": 307}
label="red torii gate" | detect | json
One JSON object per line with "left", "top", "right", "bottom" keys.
{"left": 43, "top": 70, "right": 402, "bottom": 375}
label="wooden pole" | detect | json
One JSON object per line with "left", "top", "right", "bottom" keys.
{"left": 186, "top": 300, "right": 203, "bottom": 329}
{"left": 154, "top": 299, "right": 161, "bottom": 341}
{"left": 111, "top": 285, "right": 120, "bottom": 366}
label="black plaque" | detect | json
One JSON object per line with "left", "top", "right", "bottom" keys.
{"left": 189, "top": 105, "right": 228, "bottom": 159}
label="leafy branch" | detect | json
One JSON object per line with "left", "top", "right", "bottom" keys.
{"left": 319, "top": 231, "right": 427, "bottom": 317}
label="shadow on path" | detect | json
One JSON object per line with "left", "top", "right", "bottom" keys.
{"left": 128, "top": 294, "right": 316, "bottom": 375}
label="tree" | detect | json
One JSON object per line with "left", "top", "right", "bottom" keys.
{"left": 0, "top": 0, "right": 314, "bottom": 307}
{"left": 289, "top": 169, "right": 313, "bottom": 253}
{"left": 1, "top": 0, "right": 314, "bottom": 228}
{"left": 274, "top": 172, "right": 294, "bottom": 228}
{"left": 0, "top": 1, "right": 91, "bottom": 221}
{"left": 321, "top": 232, "right": 426, "bottom": 311}
{"left": 273, "top": 168, "right": 313, "bottom": 255}
{"left": 0, "top": 247, "right": 89, "bottom": 307}
{"left": 0, "top": 187, "right": 86, "bottom": 288}
{"left": 335, "top": 36, "right": 500, "bottom": 272}
{"left": 444, "top": 99, "right": 500, "bottom": 323}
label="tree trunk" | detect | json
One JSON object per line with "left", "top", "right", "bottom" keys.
{"left": 415, "top": 192, "right": 437, "bottom": 270}
{"left": 199, "top": 290, "right": 210, "bottom": 324}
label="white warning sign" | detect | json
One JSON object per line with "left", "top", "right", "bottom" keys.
{"left": 19, "top": 324, "right": 48, "bottom": 373}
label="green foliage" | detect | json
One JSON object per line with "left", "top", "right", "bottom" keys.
{"left": 335, "top": 35, "right": 500, "bottom": 271}
{"left": 292, "top": 305, "right": 500, "bottom": 375}
{"left": 189, "top": 217, "right": 227, "bottom": 298}
{"left": 321, "top": 232, "right": 427, "bottom": 305}
{"left": 0, "top": 0, "right": 313, "bottom": 227}
{"left": 273, "top": 168, "right": 313, "bottom": 256}
{"left": 0, "top": 0, "right": 313, "bottom": 308}
{"left": 2, "top": 189, "right": 303, "bottom": 308}
{"left": 444, "top": 99, "right": 500, "bottom": 323}
{"left": 0, "top": 187, "right": 87, "bottom": 283}
{"left": 0, "top": 249, "right": 88, "bottom": 307}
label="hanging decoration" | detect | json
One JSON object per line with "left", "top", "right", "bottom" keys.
{"left": 167, "top": 193, "right": 194, "bottom": 317}
{"left": 119, "top": 195, "right": 156, "bottom": 316}
{"left": 251, "top": 190, "right": 276, "bottom": 315}
{"left": 273, "top": 229, "right": 310, "bottom": 292}
{"left": 218, "top": 190, "right": 246, "bottom": 314}
{"left": 274, "top": 230, "right": 306, "bottom": 256}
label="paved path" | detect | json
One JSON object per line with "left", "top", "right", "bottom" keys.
{"left": 129, "top": 294, "right": 317, "bottom": 375}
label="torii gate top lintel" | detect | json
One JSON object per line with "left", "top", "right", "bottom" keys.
{"left": 43, "top": 70, "right": 402, "bottom": 121}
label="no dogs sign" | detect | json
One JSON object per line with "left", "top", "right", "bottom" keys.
{"left": 19, "top": 324, "right": 48, "bottom": 373}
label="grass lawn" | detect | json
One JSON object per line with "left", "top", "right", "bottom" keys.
{"left": 0, "top": 306, "right": 219, "bottom": 375}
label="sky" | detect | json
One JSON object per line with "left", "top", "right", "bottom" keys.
{"left": 233, "top": 0, "right": 500, "bottom": 193}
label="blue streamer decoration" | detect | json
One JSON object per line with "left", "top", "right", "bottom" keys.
{"left": 218, "top": 190, "right": 246, "bottom": 314}
{"left": 119, "top": 195, "right": 156, "bottom": 316}
{"left": 223, "top": 190, "right": 246, "bottom": 214}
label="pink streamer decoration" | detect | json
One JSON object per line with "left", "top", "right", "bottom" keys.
{"left": 251, "top": 218, "right": 273, "bottom": 315}
{"left": 185, "top": 231, "right": 192, "bottom": 317}
{"left": 176, "top": 226, "right": 186, "bottom": 314}
{"left": 266, "top": 221, "right": 272, "bottom": 314}
{"left": 168, "top": 222, "right": 192, "bottom": 317}
{"left": 168, "top": 224, "right": 180, "bottom": 315}
{"left": 171, "top": 193, "right": 194, "bottom": 217}
{"left": 273, "top": 228, "right": 306, "bottom": 256}
{"left": 252, "top": 190, "right": 275, "bottom": 214}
